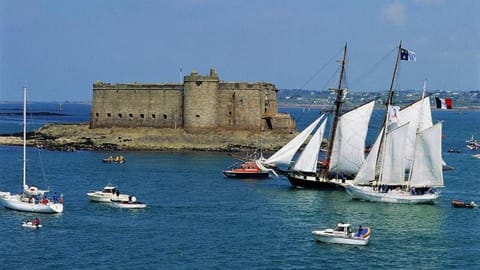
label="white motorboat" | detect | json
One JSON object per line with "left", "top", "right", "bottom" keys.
{"left": 111, "top": 196, "right": 146, "bottom": 209}
{"left": 466, "top": 135, "right": 480, "bottom": 150}
{"left": 87, "top": 185, "right": 130, "bottom": 203}
{"left": 0, "top": 86, "right": 64, "bottom": 214}
{"left": 472, "top": 154, "right": 480, "bottom": 159}
{"left": 312, "top": 223, "right": 371, "bottom": 245}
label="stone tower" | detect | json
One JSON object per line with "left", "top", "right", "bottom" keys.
{"left": 182, "top": 68, "right": 220, "bottom": 130}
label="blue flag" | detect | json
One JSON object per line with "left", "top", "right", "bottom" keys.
{"left": 400, "top": 48, "right": 416, "bottom": 61}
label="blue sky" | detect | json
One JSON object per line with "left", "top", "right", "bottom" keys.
{"left": 1, "top": 0, "right": 479, "bottom": 101}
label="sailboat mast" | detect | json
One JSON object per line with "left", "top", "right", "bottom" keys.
{"left": 23, "top": 86, "right": 27, "bottom": 189}
{"left": 325, "top": 43, "right": 347, "bottom": 168}
{"left": 376, "top": 42, "right": 402, "bottom": 184}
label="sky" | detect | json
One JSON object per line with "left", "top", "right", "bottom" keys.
{"left": 1, "top": 0, "right": 479, "bottom": 102}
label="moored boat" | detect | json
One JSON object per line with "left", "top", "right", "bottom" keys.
{"left": 472, "top": 154, "right": 480, "bottom": 159}
{"left": 312, "top": 223, "right": 371, "bottom": 245}
{"left": 466, "top": 135, "right": 480, "bottom": 150}
{"left": 103, "top": 155, "right": 125, "bottom": 163}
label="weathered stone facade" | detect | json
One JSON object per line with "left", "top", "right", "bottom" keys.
{"left": 90, "top": 69, "right": 295, "bottom": 132}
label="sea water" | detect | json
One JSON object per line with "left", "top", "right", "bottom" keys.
{"left": 0, "top": 103, "right": 479, "bottom": 269}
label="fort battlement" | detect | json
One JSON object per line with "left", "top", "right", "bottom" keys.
{"left": 90, "top": 69, "right": 295, "bottom": 132}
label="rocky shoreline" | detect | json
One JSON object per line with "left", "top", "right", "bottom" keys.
{"left": 0, "top": 123, "right": 297, "bottom": 152}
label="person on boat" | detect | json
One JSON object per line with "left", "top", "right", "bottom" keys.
{"left": 116, "top": 189, "right": 120, "bottom": 197}
{"left": 58, "top": 194, "right": 64, "bottom": 203}
{"left": 53, "top": 192, "right": 58, "bottom": 203}
{"left": 29, "top": 196, "right": 36, "bottom": 204}
{"left": 411, "top": 187, "right": 416, "bottom": 195}
{"left": 41, "top": 194, "right": 49, "bottom": 204}
{"left": 33, "top": 217, "right": 40, "bottom": 227}
{"left": 357, "top": 225, "right": 363, "bottom": 237}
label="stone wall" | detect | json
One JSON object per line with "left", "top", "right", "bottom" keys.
{"left": 91, "top": 83, "right": 183, "bottom": 128}
{"left": 90, "top": 69, "right": 295, "bottom": 132}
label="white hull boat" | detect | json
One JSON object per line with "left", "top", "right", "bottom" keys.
{"left": 346, "top": 44, "right": 444, "bottom": 204}
{"left": 0, "top": 86, "right": 64, "bottom": 214}
{"left": 346, "top": 185, "right": 439, "bottom": 204}
{"left": 312, "top": 223, "right": 371, "bottom": 245}
{"left": 22, "top": 221, "right": 43, "bottom": 228}
{"left": 87, "top": 185, "right": 130, "bottom": 203}
{"left": 2, "top": 194, "right": 63, "bottom": 213}
{"left": 111, "top": 196, "right": 146, "bottom": 209}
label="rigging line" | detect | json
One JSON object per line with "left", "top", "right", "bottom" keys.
{"left": 26, "top": 100, "right": 49, "bottom": 185}
{"left": 304, "top": 65, "right": 342, "bottom": 111}
{"left": 349, "top": 46, "right": 397, "bottom": 88}
{"left": 298, "top": 47, "right": 343, "bottom": 90}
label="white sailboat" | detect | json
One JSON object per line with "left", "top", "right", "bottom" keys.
{"left": 263, "top": 44, "right": 375, "bottom": 189}
{"left": 0, "top": 86, "right": 64, "bottom": 213}
{"left": 345, "top": 43, "right": 444, "bottom": 204}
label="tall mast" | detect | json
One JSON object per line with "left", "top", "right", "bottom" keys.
{"left": 376, "top": 41, "right": 402, "bottom": 183}
{"left": 325, "top": 43, "right": 347, "bottom": 169}
{"left": 23, "top": 85, "right": 27, "bottom": 189}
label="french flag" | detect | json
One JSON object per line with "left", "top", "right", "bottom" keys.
{"left": 435, "top": 97, "right": 452, "bottom": 109}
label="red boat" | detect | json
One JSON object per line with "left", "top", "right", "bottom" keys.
{"left": 222, "top": 161, "right": 270, "bottom": 178}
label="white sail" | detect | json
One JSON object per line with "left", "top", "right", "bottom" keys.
{"left": 293, "top": 118, "right": 327, "bottom": 172}
{"left": 409, "top": 122, "right": 444, "bottom": 187}
{"left": 353, "top": 130, "right": 382, "bottom": 184}
{"left": 329, "top": 100, "right": 375, "bottom": 175}
{"left": 380, "top": 123, "right": 409, "bottom": 186}
{"left": 398, "top": 97, "right": 433, "bottom": 170}
{"left": 264, "top": 114, "right": 325, "bottom": 166}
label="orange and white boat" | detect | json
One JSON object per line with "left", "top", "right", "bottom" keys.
{"left": 222, "top": 160, "right": 270, "bottom": 179}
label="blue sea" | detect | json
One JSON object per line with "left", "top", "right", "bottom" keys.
{"left": 0, "top": 103, "right": 479, "bottom": 269}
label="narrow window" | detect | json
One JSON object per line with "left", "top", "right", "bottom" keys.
{"left": 196, "top": 114, "right": 200, "bottom": 118}
{"left": 118, "top": 113, "right": 122, "bottom": 118}
{"left": 95, "top": 113, "right": 99, "bottom": 117}
{"left": 129, "top": 113, "right": 133, "bottom": 118}
{"left": 163, "top": 114, "right": 167, "bottom": 119}
{"left": 152, "top": 114, "right": 156, "bottom": 119}
{"left": 140, "top": 114, "right": 145, "bottom": 119}
{"left": 107, "top": 113, "right": 111, "bottom": 117}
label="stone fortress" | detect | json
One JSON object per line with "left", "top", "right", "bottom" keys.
{"left": 90, "top": 68, "right": 296, "bottom": 132}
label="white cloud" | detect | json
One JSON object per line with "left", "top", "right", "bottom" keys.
{"left": 382, "top": 2, "right": 407, "bottom": 26}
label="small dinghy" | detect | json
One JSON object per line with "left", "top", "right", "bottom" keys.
{"left": 312, "top": 223, "right": 371, "bottom": 245}
{"left": 111, "top": 196, "right": 146, "bottom": 209}
{"left": 22, "top": 221, "right": 42, "bottom": 229}
{"left": 451, "top": 200, "right": 478, "bottom": 208}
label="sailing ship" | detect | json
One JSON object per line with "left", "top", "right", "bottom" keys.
{"left": 345, "top": 43, "right": 444, "bottom": 204}
{"left": 261, "top": 44, "right": 375, "bottom": 189}
{"left": 0, "top": 86, "right": 64, "bottom": 213}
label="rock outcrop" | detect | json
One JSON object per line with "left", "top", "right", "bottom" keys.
{"left": 0, "top": 123, "right": 296, "bottom": 152}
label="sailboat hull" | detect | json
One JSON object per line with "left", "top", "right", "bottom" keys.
{"left": 345, "top": 185, "right": 439, "bottom": 204}
{"left": 287, "top": 173, "right": 348, "bottom": 189}
{"left": 0, "top": 195, "right": 63, "bottom": 213}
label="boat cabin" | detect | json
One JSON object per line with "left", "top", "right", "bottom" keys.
{"left": 102, "top": 186, "right": 118, "bottom": 194}
{"left": 335, "top": 223, "right": 353, "bottom": 234}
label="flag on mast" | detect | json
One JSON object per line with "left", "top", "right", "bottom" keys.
{"left": 400, "top": 48, "right": 416, "bottom": 61}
